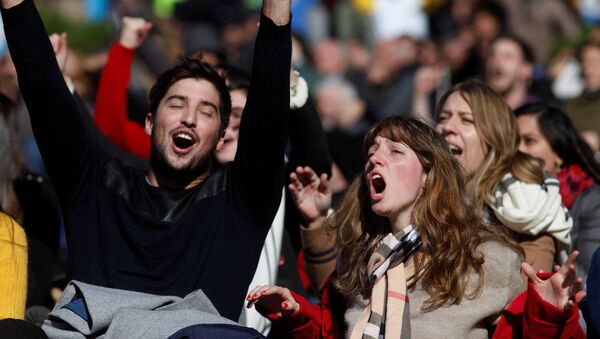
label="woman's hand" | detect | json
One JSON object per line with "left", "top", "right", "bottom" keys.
{"left": 246, "top": 285, "right": 300, "bottom": 318}
{"left": 522, "top": 251, "right": 586, "bottom": 311}
{"left": 289, "top": 166, "right": 332, "bottom": 224}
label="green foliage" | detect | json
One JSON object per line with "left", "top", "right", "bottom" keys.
{"left": 242, "top": 0, "right": 261, "bottom": 10}
{"left": 37, "top": 5, "right": 110, "bottom": 54}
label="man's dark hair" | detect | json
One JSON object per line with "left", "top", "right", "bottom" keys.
{"left": 219, "top": 64, "right": 250, "bottom": 93}
{"left": 493, "top": 34, "right": 535, "bottom": 64}
{"left": 149, "top": 57, "right": 232, "bottom": 134}
{"left": 473, "top": 1, "right": 507, "bottom": 34}
{"left": 576, "top": 40, "right": 600, "bottom": 62}
{"left": 514, "top": 103, "right": 600, "bottom": 184}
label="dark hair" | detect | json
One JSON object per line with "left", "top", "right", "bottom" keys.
{"left": 218, "top": 64, "right": 250, "bottom": 93}
{"left": 514, "top": 103, "right": 600, "bottom": 184}
{"left": 149, "top": 57, "right": 232, "bottom": 133}
{"left": 473, "top": 1, "right": 507, "bottom": 34}
{"left": 577, "top": 40, "right": 600, "bottom": 62}
{"left": 492, "top": 34, "right": 535, "bottom": 64}
{"left": 291, "top": 32, "right": 315, "bottom": 66}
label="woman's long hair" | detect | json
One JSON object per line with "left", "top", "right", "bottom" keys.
{"left": 331, "top": 117, "right": 521, "bottom": 311}
{"left": 434, "top": 80, "right": 544, "bottom": 210}
{"left": 514, "top": 103, "right": 600, "bottom": 184}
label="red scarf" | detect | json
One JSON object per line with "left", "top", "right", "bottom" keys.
{"left": 558, "top": 164, "right": 594, "bottom": 209}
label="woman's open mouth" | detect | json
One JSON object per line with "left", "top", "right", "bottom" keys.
{"left": 370, "top": 173, "right": 386, "bottom": 201}
{"left": 448, "top": 144, "right": 463, "bottom": 157}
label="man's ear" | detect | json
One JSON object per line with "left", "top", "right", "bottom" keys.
{"left": 215, "top": 132, "right": 226, "bottom": 152}
{"left": 145, "top": 113, "right": 153, "bottom": 136}
{"left": 520, "top": 63, "right": 534, "bottom": 83}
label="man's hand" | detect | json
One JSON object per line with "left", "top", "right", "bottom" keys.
{"left": 262, "top": 0, "right": 291, "bottom": 26}
{"left": 119, "top": 17, "right": 152, "bottom": 50}
{"left": 1, "top": 0, "right": 23, "bottom": 9}
{"left": 49, "top": 33, "right": 69, "bottom": 73}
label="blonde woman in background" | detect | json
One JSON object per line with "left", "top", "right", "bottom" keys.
{"left": 435, "top": 80, "right": 572, "bottom": 272}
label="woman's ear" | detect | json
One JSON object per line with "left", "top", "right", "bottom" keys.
{"left": 556, "top": 157, "right": 564, "bottom": 173}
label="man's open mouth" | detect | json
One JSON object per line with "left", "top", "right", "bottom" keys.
{"left": 172, "top": 131, "right": 197, "bottom": 150}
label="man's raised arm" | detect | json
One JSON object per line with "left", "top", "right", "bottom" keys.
{"left": 1, "top": 0, "right": 21, "bottom": 9}
{"left": 232, "top": 0, "right": 292, "bottom": 226}
{"left": 262, "top": 0, "right": 290, "bottom": 26}
{"left": 1, "top": 0, "right": 102, "bottom": 203}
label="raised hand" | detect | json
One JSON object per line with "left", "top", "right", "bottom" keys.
{"left": 289, "top": 166, "right": 332, "bottom": 224}
{"left": 246, "top": 285, "right": 299, "bottom": 318}
{"left": 522, "top": 251, "right": 587, "bottom": 311}
{"left": 414, "top": 65, "right": 443, "bottom": 96}
{"left": 119, "top": 17, "right": 152, "bottom": 50}
{"left": 0, "top": 0, "right": 23, "bottom": 9}
{"left": 49, "top": 33, "right": 69, "bottom": 73}
{"left": 262, "top": 0, "right": 291, "bottom": 26}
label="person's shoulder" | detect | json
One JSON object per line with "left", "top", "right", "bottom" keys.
{"left": 566, "top": 93, "right": 600, "bottom": 105}
{"left": 572, "top": 183, "right": 600, "bottom": 218}
{"left": 579, "top": 183, "right": 600, "bottom": 200}
{"left": 478, "top": 240, "right": 520, "bottom": 266}
{"left": 101, "top": 158, "right": 151, "bottom": 196}
{"left": 477, "top": 240, "right": 525, "bottom": 294}
{"left": 0, "top": 212, "right": 26, "bottom": 246}
{"left": 478, "top": 240, "right": 521, "bottom": 279}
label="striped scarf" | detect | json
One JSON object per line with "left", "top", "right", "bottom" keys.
{"left": 492, "top": 172, "right": 573, "bottom": 263}
{"left": 350, "top": 225, "right": 421, "bottom": 339}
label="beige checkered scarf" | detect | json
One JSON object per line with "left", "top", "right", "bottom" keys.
{"left": 350, "top": 225, "right": 420, "bottom": 339}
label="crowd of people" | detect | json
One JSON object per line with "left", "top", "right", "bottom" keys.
{"left": 0, "top": 0, "right": 599, "bottom": 338}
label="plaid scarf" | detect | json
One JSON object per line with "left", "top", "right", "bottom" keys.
{"left": 558, "top": 163, "right": 594, "bottom": 209}
{"left": 350, "top": 225, "right": 421, "bottom": 339}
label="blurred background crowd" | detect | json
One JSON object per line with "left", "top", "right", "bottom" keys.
{"left": 5, "top": 0, "right": 600, "bottom": 181}
{"left": 2, "top": 0, "right": 600, "bottom": 329}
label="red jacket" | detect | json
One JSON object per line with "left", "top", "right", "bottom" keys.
{"left": 266, "top": 273, "right": 584, "bottom": 338}
{"left": 94, "top": 43, "right": 151, "bottom": 159}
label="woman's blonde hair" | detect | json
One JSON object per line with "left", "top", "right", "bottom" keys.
{"left": 331, "top": 117, "right": 521, "bottom": 311}
{"left": 434, "top": 80, "right": 544, "bottom": 209}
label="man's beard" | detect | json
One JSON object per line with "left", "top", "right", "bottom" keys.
{"left": 489, "top": 73, "right": 516, "bottom": 96}
{"left": 149, "top": 135, "right": 211, "bottom": 188}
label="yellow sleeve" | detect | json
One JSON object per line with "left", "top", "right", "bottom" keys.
{"left": 0, "top": 213, "right": 28, "bottom": 320}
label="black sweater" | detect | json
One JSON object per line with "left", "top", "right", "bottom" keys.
{"left": 3, "top": 0, "right": 291, "bottom": 321}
